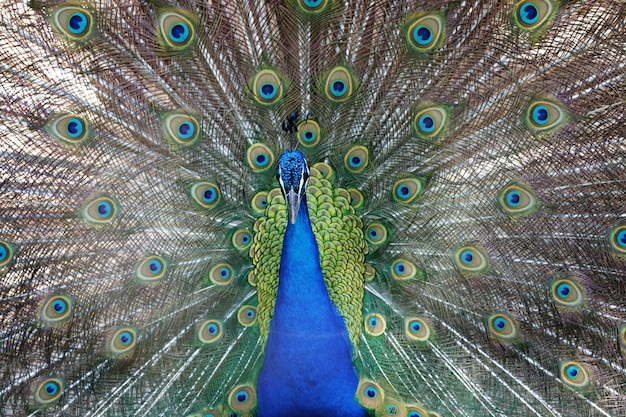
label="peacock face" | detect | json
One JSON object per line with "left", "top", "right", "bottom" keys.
{"left": 277, "top": 150, "right": 310, "bottom": 224}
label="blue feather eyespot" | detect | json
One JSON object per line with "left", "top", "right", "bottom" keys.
{"left": 82, "top": 195, "right": 119, "bottom": 225}
{"left": 107, "top": 327, "right": 138, "bottom": 357}
{"left": 190, "top": 181, "right": 222, "bottom": 209}
{"left": 251, "top": 191, "right": 269, "bottom": 215}
{"left": 197, "top": 319, "right": 223, "bottom": 344}
{"left": 513, "top": 0, "right": 556, "bottom": 31}
{"left": 46, "top": 113, "right": 90, "bottom": 146}
{"left": 405, "top": 317, "right": 431, "bottom": 342}
{"left": 406, "top": 404, "right": 428, "bottom": 417}
{"left": 40, "top": 295, "right": 74, "bottom": 326}
{"left": 297, "top": 0, "right": 329, "bottom": 13}
{"left": 231, "top": 228, "right": 253, "bottom": 251}
{"left": 357, "top": 380, "right": 384, "bottom": 409}
{"left": 392, "top": 176, "right": 426, "bottom": 204}
{"left": 0, "top": 240, "right": 15, "bottom": 267}
{"left": 364, "top": 223, "right": 389, "bottom": 248}
{"left": 227, "top": 384, "right": 257, "bottom": 413}
{"left": 208, "top": 263, "right": 234, "bottom": 286}
{"left": 406, "top": 13, "right": 445, "bottom": 52}
{"left": 135, "top": 255, "right": 168, "bottom": 283}
{"left": 297, "top": 120, "right": 321, "bottom": 147}
{"left": 237, "top": 305, "right": 257, "bottom": 327}
{"left": 497, "top": 182, "right": 539, "bottom": 217}
{"left": 524, "top": 99, "right": 568, "bottom": 133}
{"left": 551, "top": 277, "right": 586, "bottom": 309}
{"left": 51, "top": 6, "right": 94, "bottom": 41}
{"left": 344, "top": 145, "right": 369, "bottom": 173}
{"left": 347, "top": 188, "right": 365, "bottom": 210}
{"left": 32, "top": 377, "right": 64, "bottom": 406}
{"left": 609, "top": 225, "right": 626, "bottom": 255}
{"left": 246, "top": 143, "right": 275, "bottom": 172}
{"left": 251, "top": 69, "right": 284, "bottom": 105}
{"left": 163, "top": 112, "right": 200, "bottom": 147}
{"left": 486, "top": 313, "right": 519, "bottom": 342}
{"left": 560, "top": 361, "right": 591, "bottom": 390}
{"left": 364, "top": 313, "right": 386, "bottom": 336}
{"left": 324, "top": 66, "right": 355, "bottom": 102}
{"left": 413, "top": 105, "right": 449, "bottom": 140}
{"left": 454, "top": 245, "right": 489, "bottom": 274}
{"left": 157, "top": 10, "right": 196, "bottom": 49}
{"left": 390, "top": 258, "right": 421, "bottom": 281}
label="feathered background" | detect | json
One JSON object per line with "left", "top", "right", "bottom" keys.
{"left": 1, "top": 0, "right": 625, "bottom": 416}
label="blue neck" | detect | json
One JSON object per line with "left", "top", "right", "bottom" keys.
{"left": 257, "top": 197, "right": 365, "bottom": 417}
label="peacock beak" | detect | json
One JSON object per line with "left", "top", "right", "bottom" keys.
{"left": 286, "top": 187, "right": 301, "bottom": 224}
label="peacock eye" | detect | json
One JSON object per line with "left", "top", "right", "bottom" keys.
{"left": 357, "top": 380, "right": 384, "bottom": 409}
{"left": 163, "top": 112, "right": 200, "bottom": 147}
{"left": 324, "top": 66, "right": 355, "bottom": 102}
{"left": 364, "top": 223, "right": 389, "bottom": 248}
{"left": 297, "top": 120, "right": 321, "bottom": 147}
{"left": 82, "top": 195, "right": 119, "bottom": 225}
{"left": 405, "top": 317, "right": 431, "bottom": 342}
{"left": 197, "top": 319, "right": 223, "bottom": 344}
{"left": 208, "top": 263, "right": 234, "bottom": 285}
{"left": 237, "top": 305, "right": 257, "bottom": 327}
{"left": 524, "top": 99, "right": 568, "bottom": 133}
{"left": 551, "top": 277, "right": 585, "bottom": 308}
{"left": 107, "top": 327, "right": 138, "bottom": 357}
{"left": 227, "top": 384, "right": 257, "bottom": 412}
{"left": 392, "top": 176, "right": 426, "bottom": 204}
{"left": 40, "top": 295, "right": 74, "bottom": 325}
{"left": 344, "top": 145, "right": 369, "bottom": 173}
{"left": 247, "top": 143, "right": 275, "bottom": 172}
{"left": 497, "top": 182, "right": 539, "bottom": 217}
{"left": 486, "top": 313, "right": 518, "bottom": 341}
{"left": 33, "top": 377, "right": 64, "bottom": 405}
{"left": 406, "top": 12, "right": 445, "bottom": 52}
{"left": 454, "top": 245, "right": 489, "bottom": 274}
{"left": 390, "top": 258, "right": 421, "bottom": 281}
{"left": 364, "top": 313, "right": 386, "bottom": 336}
{"left": 251, "top": 69, "right": 284, "bottom": 105}
{"left": 412, "top": 105, "right": 449, "bottom": 140}
{"left": 189, "top": 181, "right": 221, "bottom": 209}
{"left": 232, "top": 228, "right": 253, "bottom": 250}
{"left": 51, "top": 6, "right": 94, "bottom": 41}
{"left": 157, "top": 10, "right": 196, "bottom": 49}
{"left": 559, "top": 361, "right": 591, "bottom": 389}
{"left": 135, "top": 255, "right": 168, "bottom": 282}
{"left": 46, "top": 113, "right": 91, "bottom": 146}
{"left": 513, "top": 0, "right": 557, "bottom": 31}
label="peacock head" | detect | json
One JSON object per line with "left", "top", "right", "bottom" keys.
{"left": 277, "top": 150, "right": 309, "bottom": 224}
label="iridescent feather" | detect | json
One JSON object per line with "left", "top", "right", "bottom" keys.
{"left": 1, "top": 1, "right": 626, "bottom": 416}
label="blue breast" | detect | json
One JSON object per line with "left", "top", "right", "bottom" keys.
{"left": 257, "top": 197, "right": 365, "bottom": 417}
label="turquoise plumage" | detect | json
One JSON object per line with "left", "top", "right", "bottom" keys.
{"left": 1, "top": 1, "right": 626, "bottom": 416}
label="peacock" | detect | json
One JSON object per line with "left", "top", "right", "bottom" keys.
{"left": 1, "top": 0, "right": 626, "bottom": 415}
